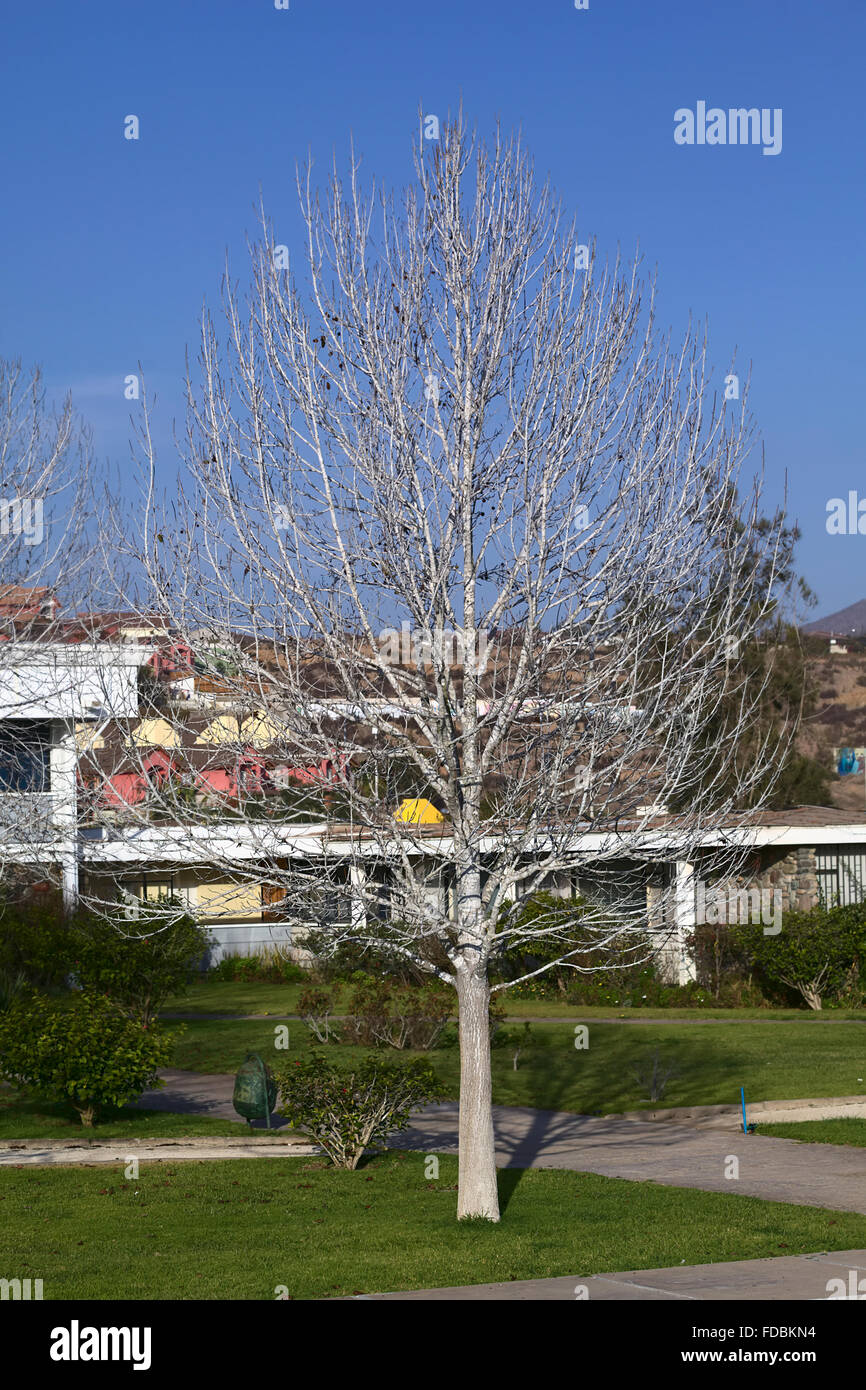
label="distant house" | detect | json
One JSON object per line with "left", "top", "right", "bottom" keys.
{"left": 3, "top": 586, "right": 866, "bottom": 976}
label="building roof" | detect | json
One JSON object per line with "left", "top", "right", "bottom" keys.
{"left": 0, "top": 585, "right": 58, "bottom": 620}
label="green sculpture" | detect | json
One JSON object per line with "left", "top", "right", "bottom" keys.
{"left": 233, "top": 1052, "right": 277, "bottom": 1129}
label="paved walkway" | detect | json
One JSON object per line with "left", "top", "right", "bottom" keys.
{"left": 0, "top": 1136, "right": 315, "bottom": 1167}
{"left": 131, "top": 1072, "right": 866, "bottom": 1214}
{"left": 354, "top": 1249, "right": 866, "bottom": 1300}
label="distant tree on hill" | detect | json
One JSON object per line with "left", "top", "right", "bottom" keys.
{"left": 670, "top": 510, "right": 831, "bottom": 811}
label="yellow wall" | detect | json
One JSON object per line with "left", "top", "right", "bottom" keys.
{"left": 196, "top": 880, "right": 262, "bottom": 920}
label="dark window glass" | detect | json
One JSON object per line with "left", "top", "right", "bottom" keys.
{"left": 0, "top": 721, "right": 51, "bottom": 793}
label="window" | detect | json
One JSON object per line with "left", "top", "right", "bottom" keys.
{"left": 138, "top": 875, "right": 175, "bottom": 903}
{"left": 119, "top": 874, "right": 182, "bottom": 920}
{"left": 0, "top": 721, "right": 51, "bottom": 792}
{"left": 816, "top": 846, "right": 866, "bottom": 908}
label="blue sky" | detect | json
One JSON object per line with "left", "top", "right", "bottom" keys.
{"left": 0, "top": 0, "right": 862, "bottom": 617}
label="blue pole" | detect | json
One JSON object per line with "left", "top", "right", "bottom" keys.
{"left": 741, "top": 1086, "right": 748, "bottom": 1134}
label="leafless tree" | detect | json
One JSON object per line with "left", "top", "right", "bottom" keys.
{"left": 100, "top": 116, "right": 792, "bottom": 1219}
{"left": 0, "top": 358, "right": 103, "bottom": 901}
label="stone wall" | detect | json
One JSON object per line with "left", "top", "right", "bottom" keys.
{"left": 751, "top": 846, "right": 819, "bottom": 915}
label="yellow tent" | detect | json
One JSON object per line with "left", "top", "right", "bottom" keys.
{"left": 394, "top": 797, "right": 445, "bottom": 825}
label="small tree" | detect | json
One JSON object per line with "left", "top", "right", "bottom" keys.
{"left": 66, "top": 903, "right": 210, "bottom": 1026}
{"left": 0, "top": 895, "right": 209, "bottom": 1026}
{"left": 276, "top": 1052, "right": 444, "bottom": 1169}
{"left": 633, "top": 1047, "right": 680, "bottom": 1102}
{"left": 114, "top": 116, "right": 793, "bottom": 1219}
{"left": 733, "top": 903, "right": 866, "bottom": 1011}
{"left": 298, "top": 985, "right": 341, "bottom": 1043}
{"left": 0, "top": 991, "right": 174, "bottom": 1126}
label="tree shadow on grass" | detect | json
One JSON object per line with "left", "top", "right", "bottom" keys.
{"left": 490, "top": 1023, "right": 756, "bottom": 1215}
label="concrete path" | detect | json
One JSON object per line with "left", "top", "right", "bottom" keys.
{"left": 0, "top": 1135, "right": 316, "bottom": 1167}
{"left": 400, "top": 1102, "right": 866, "bottom": 1214}
{"left": 135, "top": 1069, "right": 289, "bottom": 1124}
{"left": 354, "top": 1249, "right": 866, "bottom": 1301}
{"left": 130, "top": 1072, "right": 866, "bottom": 1214}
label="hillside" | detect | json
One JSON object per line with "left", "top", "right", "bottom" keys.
{"left": 800, "top": 635, "right": 866, "bottom": 812}
{"left": 802, "top": 598, "right": 866, "bottom": 637}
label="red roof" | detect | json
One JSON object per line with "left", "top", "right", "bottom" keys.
{"left": 0, "top": 585, "right": 59, "bottom": 620}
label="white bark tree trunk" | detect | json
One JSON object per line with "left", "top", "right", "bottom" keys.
{"left": 455, "top": 963, "right": 500, "bottom": 1221}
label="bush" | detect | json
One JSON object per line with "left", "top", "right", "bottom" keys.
{"left": 64, "top": 906, "right": 211, "bottom": 1025}
{"left": 207, "top": 950, "right": 306, "bottom": 984}
{"left": 298, "top": 985, "right": 341, "bottom": 1043}
{"left": 0, "top": 991, "right": 175, "bottom": 1126}
{"left": 0, "top": 897, "right": 210, "bottom": 1024}
{"left": 0, "top": 895, "right": 70, "bottom": 993}
{"left": 549, "top": 961, "right": 772, "bottom": 1010}
{"left": 0, "top": 967, "right": 26, "bottom": 1013}
{"left": 493, "top": 892, "right": 651, "bottom": 1000}
{"left": 341, "top": 976, "right": 453, "bottom": 1050}
{"left": 276, "top": 1051, "right": 444, "bottom": 1169}
{"left": 731, "top": 903, "right": 866, "bottom": 1011}
{"left": 304, "top": 922, "right": 437, "bottom": 985}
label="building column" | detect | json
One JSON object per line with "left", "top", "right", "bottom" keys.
{"left": 672, "top": 860, "right": 697, "bottom": 984}
{"left": 50, "top": 721, "right": 79, "bottom": 914}
{"left": 349, "top": 862, "right": 366, "bottom": 930}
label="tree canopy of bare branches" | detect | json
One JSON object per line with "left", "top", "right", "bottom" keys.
{"left": 102, "top": 116, "right": 792, "bottom": 1219}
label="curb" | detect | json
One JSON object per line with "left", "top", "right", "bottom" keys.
{"left": 605, "top": 1095, "right": 866, "bottom": 1129}
{"left": 0, "top": 1135, "right": 316, "bottom": 1154}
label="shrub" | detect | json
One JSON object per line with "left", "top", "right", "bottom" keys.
{"left": 0, "top": 897, "right": 210, "bottom": 1024}
{"left": 0, "top": 967, "right": 26, "bottom": 1013}
{"left": 688, "top": 923, "right": 766, "bottom": 1003}
{"left": 0, "top": 991, "right": 175, "bottom": 1126}
{"left": 276, "top": 1051, "right": 444, "bottom": 1169}
{"left": 66, "top": 906, "right": 211, "bottom": 1025}
{"left": 341, "top": 977, "right": 453, "bottom": 1050}
{"left": 493, "top": 892, "right": 649, "bottom": 998}
{"left": 207, "top": 949, "right": 306, "bottom": 984}
{"left": 298, "top": 985, "right": 341, "bottom": 1042}
{"left": 731, "top": 903, "right": 866, "bottom": 1011}
{"left": 556, "top": 961, "right": 774, "bottom": 1010}
{"left": 304, "top": 921, "right": 436, "bottom": 985}
{"left": 0, "top": 895, "right": 70, "bottom": 993}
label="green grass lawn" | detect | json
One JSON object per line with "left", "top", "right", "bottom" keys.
{"left": 163, "top": 980, "right": 310, "bottom": 1016}
{"left": 2, "top": 1151, "right": 864, "bottom": 1300}
{"left": 166, "top": 1017, "right": 866, "bottom": 1114}
{"left": 0, "top": 1091, "right": 266, "bottom": 1142}
{"left": 163, "top": 978, "right": 866, "bottom": 1021}
{"left": 753, "top": 1118, "right": 866, "bottom": 1146}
